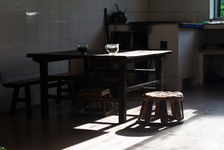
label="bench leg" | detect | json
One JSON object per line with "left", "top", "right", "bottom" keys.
{"left": 69, "top": 81, "right": 75, "bottom": 105}
{"left": 56, "top": 79, "right": 62, "bottom": 104}
{"left": 25, "top": 86, "right": 32, "bottom": 117}
{"left": 9, "top": 87, "right": 20, "bottom": 116}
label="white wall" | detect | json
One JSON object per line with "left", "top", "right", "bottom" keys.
{"left": 0, "top": 0, "right": 149, "bottom": 112}
{"left": 148, "top": 0, "right": 210, "bottom": 22}
{"left": 148, "top": 24, "right": 180, "bottom": 90}
{"left": 178, "top": 28, "right": 202, "bottom": 88}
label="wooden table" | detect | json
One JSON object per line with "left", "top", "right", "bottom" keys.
{"left": 27, "top": 50, "right": 171, "bottom": 123}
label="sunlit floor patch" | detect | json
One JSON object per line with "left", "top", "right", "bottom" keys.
{"left": 63, "top": 132, "right": 151, "bottom": 150}
{"left": 126, "top": 106, "right": 142, "bottom": 115}
{"left": 183, "top": 109, "right": 197, "bottom": 121}
{"left": 73, "top": 123, "right": 111, "bottom": 131}
{"left": 95, "top": 115, "right": 134, "bottom": 124}
{"left": 69, "top": 107, "right": 198, "bottom": 150}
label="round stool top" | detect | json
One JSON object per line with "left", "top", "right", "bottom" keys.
{"left": 144, "top": 91, "right": 183, "bottom": 101}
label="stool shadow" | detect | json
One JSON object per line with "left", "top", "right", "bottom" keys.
{"left": 116, "top": 108, "right": 198, "bottom": 137}
{"left": 115, "top": 121, "right": 175, "bottom": 137}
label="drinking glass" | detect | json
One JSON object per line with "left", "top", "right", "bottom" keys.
{"left": 105, "top": 44, "right": 119, "bottom": 54}
{"left": 77, "top": 43, "right": 88, "bottom": 55}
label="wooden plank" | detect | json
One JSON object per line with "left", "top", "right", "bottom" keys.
{"left": 77, "top": 88, "right": 110, "bottom": 97}
{"left": 2, "top": 77, "right": 40, "bottom": 87}
{"left": 128, "top": 68, "right": 156, "bottom": 73}
{"left": 75, "top": 97, "right": 119, "bottom": 102}
{"left": 90, "top": 68, "right": 155, "bottom": 73}
{"left": 126, "top": 80, "right": 159, "bottom": 93}
{"left": 48, "top": 94, "right": 119, "bottom": 102}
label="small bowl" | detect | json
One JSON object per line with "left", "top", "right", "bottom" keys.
{"left": 105, "top": 44, "right": 119, "bottom": 54}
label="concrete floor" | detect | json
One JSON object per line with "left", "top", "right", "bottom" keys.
{"left": 0, "top": 85, "right": 224, "bottom": 150}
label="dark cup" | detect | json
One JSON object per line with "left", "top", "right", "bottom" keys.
{"left": 77, "top": 43, "right": 88, "bottom": 54}
{"left": 160, "top": 41, "right": 167, "bottom": 50}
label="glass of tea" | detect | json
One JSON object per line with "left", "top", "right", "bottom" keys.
{"left": 105, "top": 44, "right": 119, "bottom": 54}
{"left": 77, "top": 43, "right": 88, "bottom": 55}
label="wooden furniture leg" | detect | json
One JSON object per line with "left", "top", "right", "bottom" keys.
{"left": 56, "top": 79, "right": 62, "bottom": 104}
{"left": 9, "top": 87, "right": 19, "bottom": 116}
{"left": 144, "top": 101, "right": 153, "bottom": 122}
{"left": 25, "top": 86, "right": 32, "bottom": 117}
{"left": 39, "top": 62, "right": 49, "bottom": 117}
{"left": 159, "top": 101, "right": 168, "bottom": 123}
{"left": 119, "top": 63, "right": 127, "bottom": 123}
{"left": 171, "top": 101, "right": 183, "bottom": 121}
{"left": 155, "top": 58, "right": 163, "bottom": 90}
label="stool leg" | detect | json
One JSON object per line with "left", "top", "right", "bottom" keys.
{"left": 138, "top": 100, "right": 147, "bottom": 120}
{"left": 25, "top": 86, "right": 32, "bottom": 117}
{"left": 170, "top": 101, "right": 176, "bottom": 119}
{"left": 180, "top": 100, "right": 184, "bottom": 120}
{"left": 159, "top": 101, "right": 168, "bottom": 123}
{"left": 145, "top": 101, "right": 153, "bottom": 123}
{"left": 9, "top": 87, "right": 20, "bottom": 116}
{"left": 171, "top": 101, "right": 182, "bottom": 122}
{"left": 139, "top": 100, "right": 153, "bottom": 121}
{"left": 154, "top": 102, "right": 161, "bottom": 120}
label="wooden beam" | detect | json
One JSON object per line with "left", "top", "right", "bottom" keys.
{"left": 126, "top": 80, "right": 160, "bottom": 93}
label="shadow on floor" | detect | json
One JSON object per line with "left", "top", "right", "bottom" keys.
{"left": 1, "top": 85, "right": 224, "bottom": 150}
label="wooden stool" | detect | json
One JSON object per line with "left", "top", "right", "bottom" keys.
{"left": 138, "top": 91, "right": 184, "bottom": 125}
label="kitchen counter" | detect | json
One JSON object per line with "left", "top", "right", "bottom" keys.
{"left": 203, "top": 23, "right": 224, "bottom": 29}
{"left": 179, "top": 23, "right": 202, "bottom": 29}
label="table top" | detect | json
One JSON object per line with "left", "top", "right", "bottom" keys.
{"left": 27, "top": 49, "right": 172, "bottom": 62}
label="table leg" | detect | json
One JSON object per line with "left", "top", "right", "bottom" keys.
{"left": 84, "top": 59, "right": 89, "bottom": 75}
{"left": 119, "top": 63, "right": 127, "bottom": 123}
{"left": 39, "top": 62, "right": 49, "bottom": 116}
{"left": 198, "top": 54, "right": 204, "bottom": 85}
{"left": 155, "top": 57, "right": 163, "bottom": 90}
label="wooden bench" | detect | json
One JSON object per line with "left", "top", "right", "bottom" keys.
{"left": 2, "top": 73, "right": 81, "bottom": 117}
{"left": 2, "top": 78, "right": 40, "bottom": 117}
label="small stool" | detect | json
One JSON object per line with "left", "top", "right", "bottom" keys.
{"left": 138, "top": 91, "right": 184, "bottom": 125}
